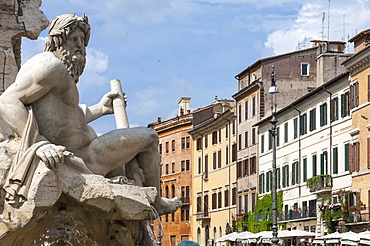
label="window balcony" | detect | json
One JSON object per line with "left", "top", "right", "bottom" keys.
{"left": 278, "top": 208, "right": 316, "bottom": 222}
{"left": 196, "top": 211, "right": 210, "bottom": 221}
{"left": 306, "top": 174, "right": 332, "bottom": 193}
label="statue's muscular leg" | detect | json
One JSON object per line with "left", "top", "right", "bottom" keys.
{"left": 75, "top": 127, "right": 181, "bottom": 215}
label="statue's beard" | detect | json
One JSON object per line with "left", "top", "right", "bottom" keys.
{"left": 55, "top": 46, "right": 86, "bottom": 83}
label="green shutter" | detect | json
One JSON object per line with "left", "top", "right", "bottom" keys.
{"left": 333, "top": 147, "right": 338, "bottom": 174}
{"left": 312, "top": 154, "right": 317, "bottom": 177}
{"left": 345, "top": 143, "right": 349, "bottom": 171}
{"left": 341, "top": 94, "right": 345, "bottom": 117}
{"left": 303, "top": 158, "right": 307, "bottom": 182}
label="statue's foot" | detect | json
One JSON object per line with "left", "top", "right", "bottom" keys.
{"left": 153, "top": 197, "right": 182, "bottom": 216}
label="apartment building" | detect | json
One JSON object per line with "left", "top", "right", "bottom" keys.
{"left": 257, "top": 73, "right": 352, "bottom": 235}
{"left": 188, "top": 100, "right": 236, "bottom": 246}
{"left": 342, "top": 29, "right": 370, "bottom": 232}
{"left": 233, "top": 41, "right": 350, "bottom": 222}
{"left": 148, "top": 98, "right": 193, "bottom": 246}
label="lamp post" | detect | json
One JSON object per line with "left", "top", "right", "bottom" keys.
{"left": 269, "top": 65, "right": 279, "bottom": 246}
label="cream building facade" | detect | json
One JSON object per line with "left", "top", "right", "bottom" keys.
{"left": 257, "top": 73, "right": 352, "bottom": 234}
{"left": 188, "top": 100, "right": 237, "bottom": 246}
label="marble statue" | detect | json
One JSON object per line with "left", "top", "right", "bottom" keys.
{"left": 0, "top": 13, "right": 181, "bottom": 217}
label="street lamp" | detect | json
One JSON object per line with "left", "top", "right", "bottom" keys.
{"left": 269, "top": 65, "right": 279, "bottom": 246}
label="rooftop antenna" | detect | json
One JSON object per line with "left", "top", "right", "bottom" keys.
{"left": 321, "top": 12, "right": 326, "bottom": 40}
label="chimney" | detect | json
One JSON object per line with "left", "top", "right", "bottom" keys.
{"left": 178, "top": 97, "right": 191, "bottom": 116}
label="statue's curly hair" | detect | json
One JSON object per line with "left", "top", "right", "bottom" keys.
{"left": 44, "top": 13, "right": 90, "bottom": 52}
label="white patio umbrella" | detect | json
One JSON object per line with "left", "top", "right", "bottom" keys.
{"left": 312, "top": 231, "right": 342, "bottom": 244}
{"left": 341, "top": 231, "right": 361, "bottom": 246}
{"left": 215, "top": 232, "right": 239, "bottom": 243}
{"left": 360, "top": 231, "right": 370, "bottom": 245}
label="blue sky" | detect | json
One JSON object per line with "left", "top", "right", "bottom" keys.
{"left": 22, "top": 0, "right": 370, "bottom": 134}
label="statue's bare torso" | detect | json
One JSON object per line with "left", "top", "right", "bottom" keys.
{"left": 21, "top": 52, "right": 94, "bottom": 152}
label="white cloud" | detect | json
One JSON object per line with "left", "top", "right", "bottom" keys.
{"left": 80, "top": 48, "right": 109, "bottom": 87}
{"left": 264, "top": 0, "right": 370, "bottom": 55}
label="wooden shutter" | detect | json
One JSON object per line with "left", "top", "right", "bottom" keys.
{"left": 349, "top": 143, "right": 353, "bottom": 173}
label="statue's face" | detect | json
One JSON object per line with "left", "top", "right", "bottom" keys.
{"left": 64, "top": 28, "right": 86, "bottom": 59}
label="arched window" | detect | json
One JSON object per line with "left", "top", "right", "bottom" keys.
{"left": 219, "top": 226, "right": 222, "bottom": 238}
{"left": 197, "top": 227, "right": 201, "bottom": 243}
{"left": 165, "top": 186, "right": 169, "bottom": 198}
{"left": 205, "top": 225, "right": 209, "bottom": 246}
{"left": 213, "top": 227, "right": 217, "bottom": 241}
{"left": 171, "top": 184, "right": 175, "bottom": 198}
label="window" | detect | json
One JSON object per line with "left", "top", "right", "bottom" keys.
{"left": 261, "top": 134, "right": 265, "bottom": 153}
{"left": 205, "top": 155, "right": 209, "bottom": 173}
{"left": 218, "top": 191, "right": 222, "bottom": 208}
{"left": 266, "top": 171, "right": 272, "bottom": 192}
{"left": 277, "top": 127, "right": 280, "bottom": 147}
{"left": 293, "top": 118, "right": 298, "bottom": 139}
{"left": 171, "top": 140, "right": 175, "bottom": 152}
{"left": 268, "top": 132, "right": 272, "bottom": 150}
{"left": 350, "top": 81, "right": 359, "bottom": 109}
{"left": 232, "top": 119, "right": 236, "bottom": 135}
{"left": 292, "top": 161, "right": 299, "bottom": 185}
{"left": 341, "top": 92, "right": 350, "bottom": 117}
{"left": 165, "top": 141, "right": 169, "bottom": 153}
{"left": 320, "top": 151, "right": 328, "bottom": 175}
{"left": 252, "top": 128, "right": 256, "bottom": 145}
{"left": 198, "top": 157, "right": 202, "bottom": 174}
{"left": 213, "top": 152, "right": 217, "bottom": 170}
{"left": 232, "top": 187, "right": 236, "bottom": 205}
{"left": 282, "top": 165, "right": 289, "bottom": 188}
{"left": 351, "top": 142, "right": 360, "bottom": 172}
{"left": 312, "top": 154, "right": 317, "bottom": 177}
{"left": 212, "top": 131, "right": 217, "bottom": 145}
{"left": 226, "top": 146, "right": 229, "bottom": 165}
{"left": 276, "top": 167, "right": 281, "bottom": 189}
{"left": 250, "top": 156, "right": 256, "bottom": 174}
{"left": 181, "top": 138, "right": 185, "bottom": 150}
{"left": 301, "top": 63, "right": 309, "bottom": 76}
{"left": 159, "top": 144, "right": 162, "bottom": 155}
{"left": 252, "top": 96, "right": 256, "bottom": 116}
{"left": 333, "top": 147, "right": 338, "bottom": 174}
{"left": 303, "top": 158, "right": 307, "bottom": 182}
{"left": 299, "top": 113, "right": 307, "bottom": 135}
{"left": 212, "top": 192, "right": 217, "bottom": 209}
{"left": 238, "top": 134, "right": 242, "bottom": 150}
{"left": 224, "top": 189, "right": 229, "bottom": 207}
{"left": 237, "top": 161, "right": 242, "bottom": 178}
{"left": 245, "top": 100, "right": 248, "bottom": 120}
{"left": 284, "top": 122, "right": 288, "bottom": 143}
{"left": 218, "top": 129, "right": 222, "bottom": 143}
{"left": 243, "top": 159, "right": 249, "bottom": 176}
{"left": 218, "top": 150, "right": 222, "bottom": 168}
{"left": 172, "top": 184, "right": 175, "bottom": 198}
{"left": 344, "top": 143, "right": 349, "bottom": 171}
{"left": 320, "top": 103, "right": 327, "bottom": 126}
{"left": 166, "top": 164, "right": 169, "bottom": 175}
{"left": 238, "top": 104, "right": 242, "bottom": 123}
{"left": 232, "top": 143, "right": 237, "bottom": 162}
{"left": 197, "top": 196, "right": 202, "bottom": 212}
{"left": 226, "top": 123, "right": 229, "bottom": 139}
{"left": 244, "top": 195, "right": 248, "bottom": 213}
{"left": 196, "top": 138, "right": 202, "bottom": 151}
{"left": 204, "top": 134, "right": 208, "bottom": 148}
{"left": 330, "top": 97, "right": 339, "bottom": 122}
{"left": 244, "top": 131, "right": 248, "bottom": 148}
{"left": 259, "top": 173, "right": 265, "bottom": 193}
{"left": 172, "top": 162, "right": 175, "bottom": 173}
{"left": 309, "top": 108, "right": 316, "bottom": 131}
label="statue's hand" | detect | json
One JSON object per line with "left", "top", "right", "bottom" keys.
{"left": 99, "top": 91, "right": 119, "bottom": 114}
{"left": 36, "top": 144, "right": 66, "bottom": 169}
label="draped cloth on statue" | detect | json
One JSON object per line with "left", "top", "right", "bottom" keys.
{"left": 3, "top": 106, "right": 48, "bottom": 204}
